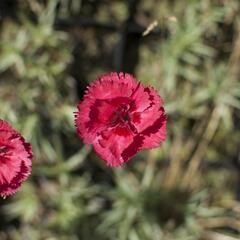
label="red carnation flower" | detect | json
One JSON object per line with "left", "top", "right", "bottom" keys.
{"left": 0, "top": 119, "right": 32, "bottom": 198}
{"left": 75, "top": 72, "right": 167, "bottom": 167}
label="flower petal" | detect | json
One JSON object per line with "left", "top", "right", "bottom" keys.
{"left": 86, "top": 72, "right": 137, "bottom": 100}
{"left": 76, "top": 98, "right": 116, "bottom": 144}
{"left": 93, "top": 129, "right": 134, "bottom": 167}
{"left": 121, "top": 135, "right": 145, "bottom": 163}
{"left": 141, "top": 108, "right": 167, "bottom": 149}
{"left": 132, "top": 86, "right": 164, "bottom": 133}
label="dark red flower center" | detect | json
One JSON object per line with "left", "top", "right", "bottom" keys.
{"left": 109, "top": 103, "right": 138, "bottom": 135}
{"left": 110, "top": 105, "right": 130, "bottom": 125}
{"left": 0, "top": 145, "right": 10, "bottom": 154}
{"left": 110, "top": 105, "right": 131, "bottom": 127}
{"left": 0, "top": 145, "right": 11, "bottom": 163}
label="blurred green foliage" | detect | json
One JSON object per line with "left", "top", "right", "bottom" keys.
{"left": 0, "top": 0, "right": 240, "bottom": 240}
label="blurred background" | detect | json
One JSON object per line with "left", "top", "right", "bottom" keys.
{"left": 0, "top": 0, "right": 240, "bottom": 239}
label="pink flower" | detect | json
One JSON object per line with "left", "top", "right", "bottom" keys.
{"left": 75, "top": 72, "right": 167, "bottom": 167}
{"left": 0, "top": 119, "right": 32, "bottom": 198}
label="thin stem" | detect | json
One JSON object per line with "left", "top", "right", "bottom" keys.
{"left": 182, "top": 107, "right": 220, "bottom": 189}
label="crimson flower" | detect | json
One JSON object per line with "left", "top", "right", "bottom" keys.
{"left": 0, "top": 119, "right": 32, "bottom": 198}
{"left": 75, "top": 72, "right": 167, "bottom": 167}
